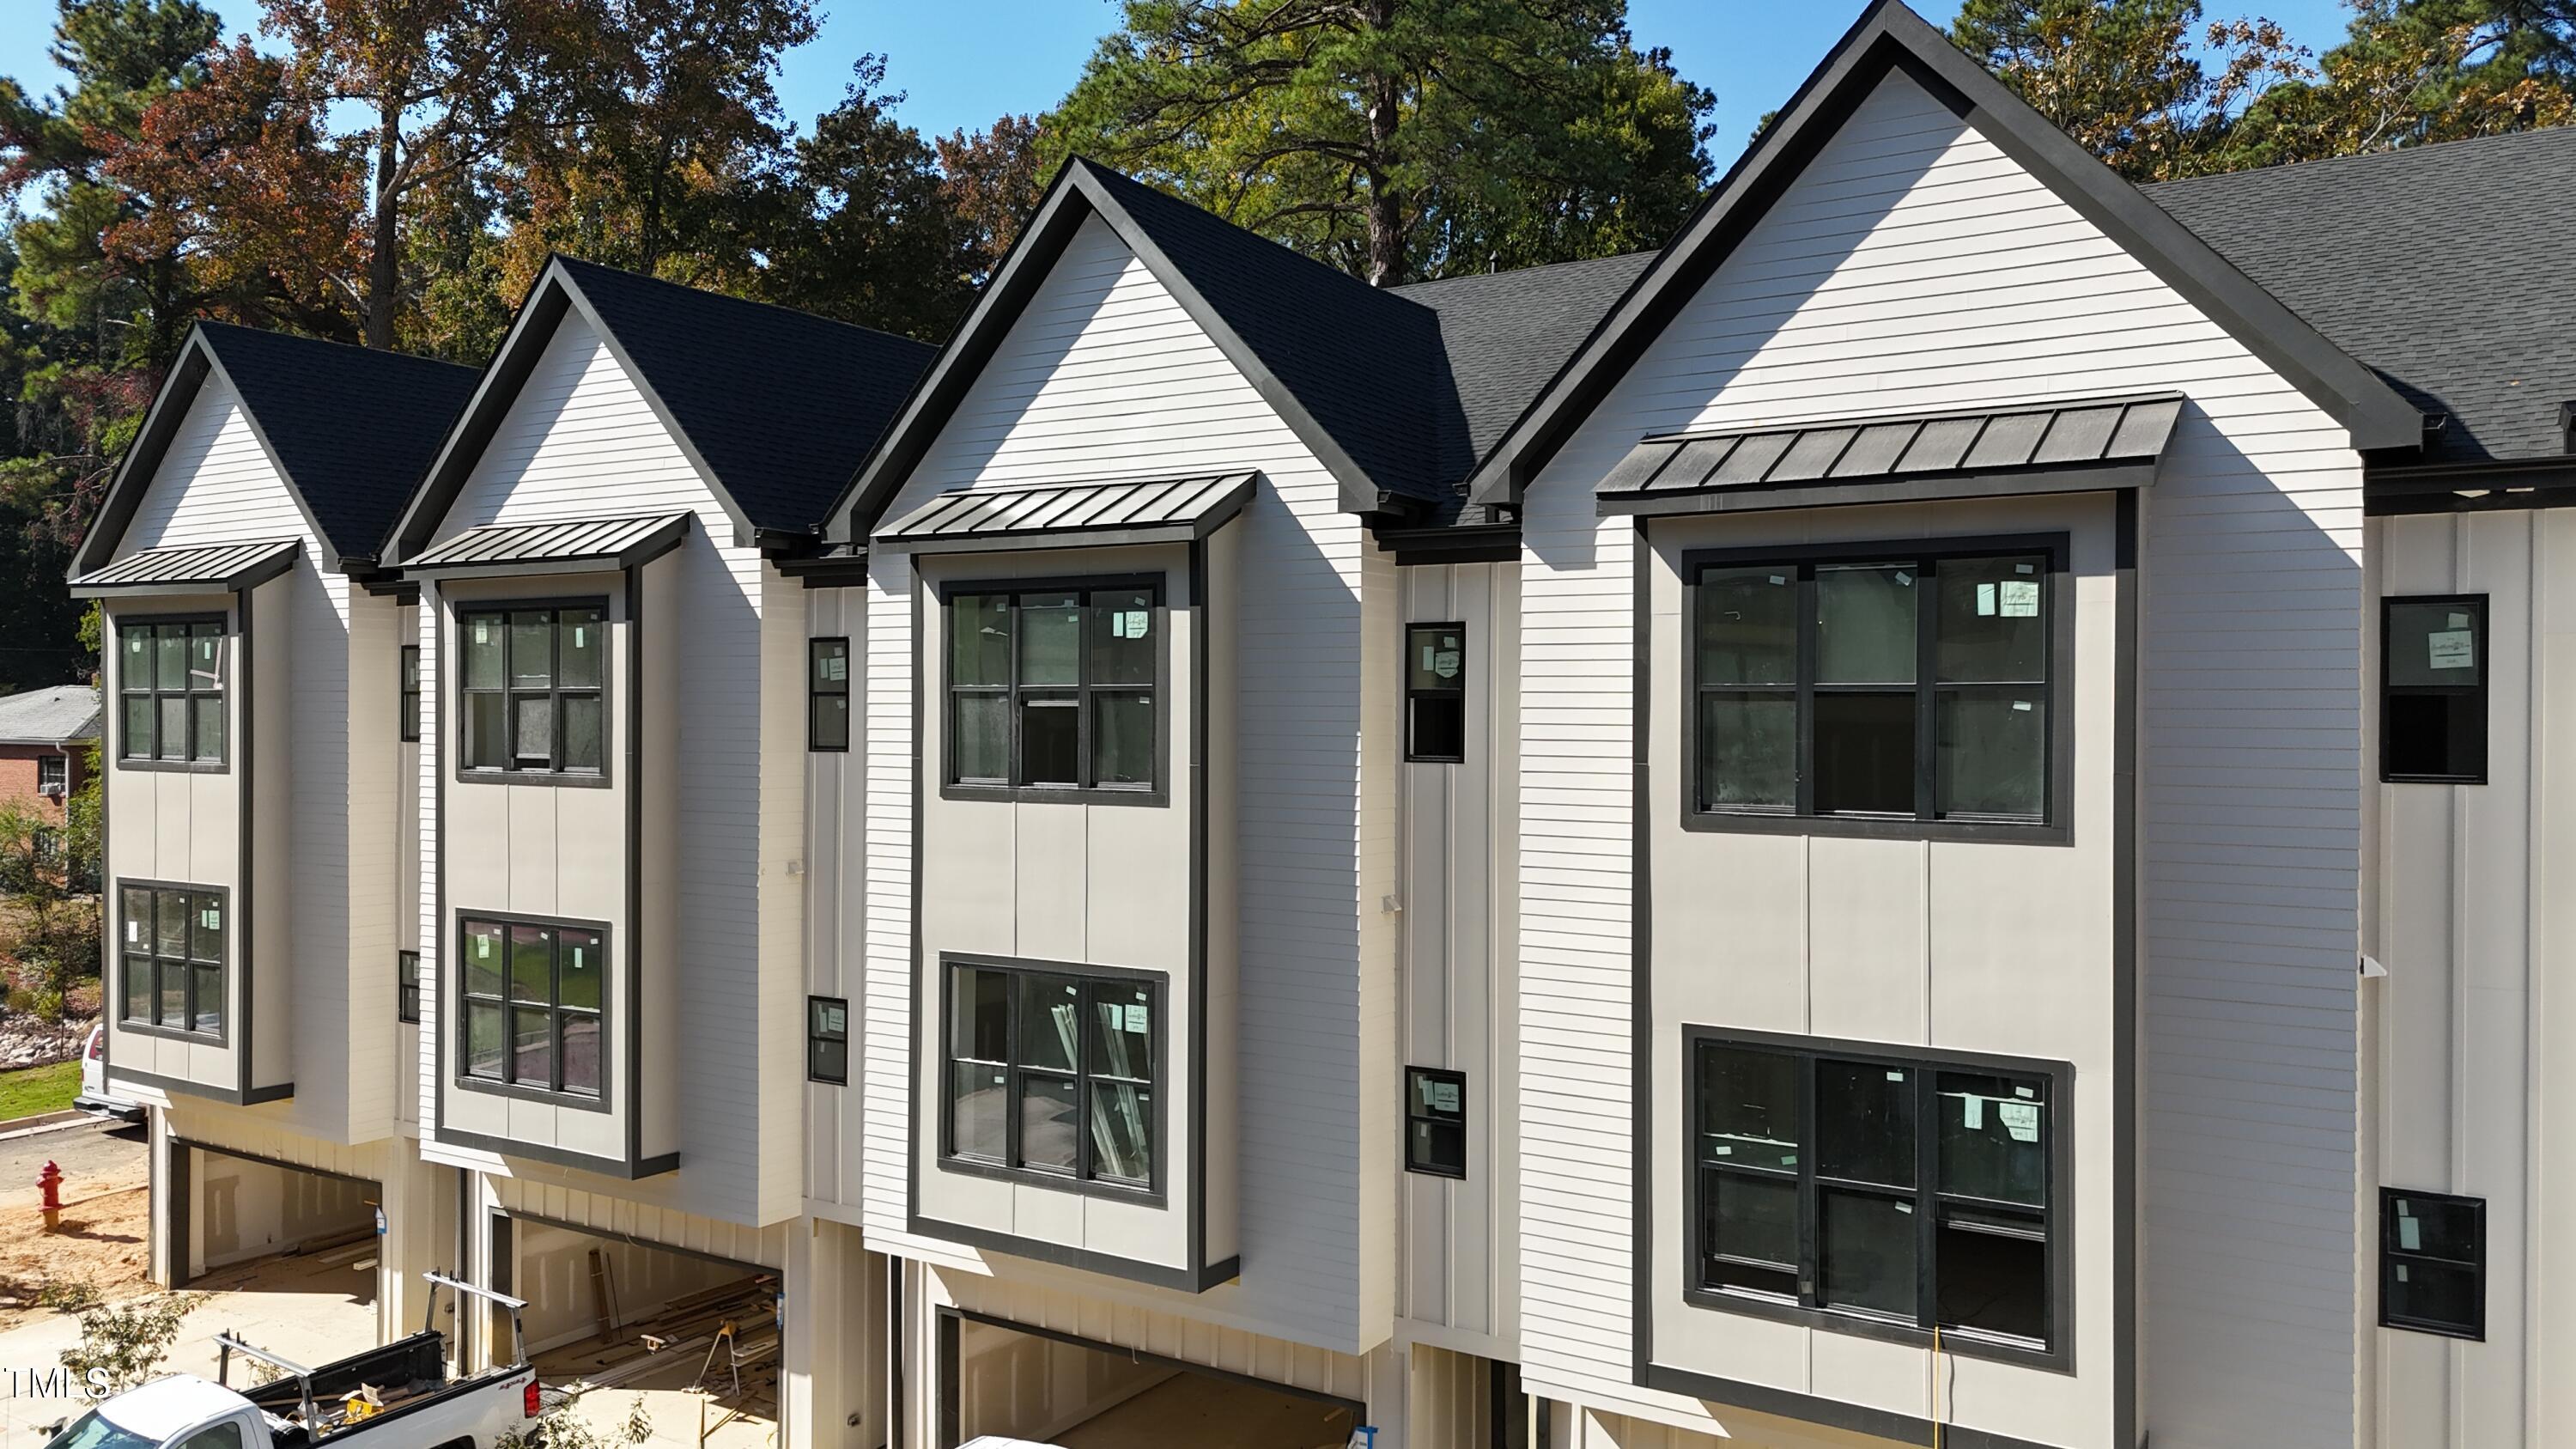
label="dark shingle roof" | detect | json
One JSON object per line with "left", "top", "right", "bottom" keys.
{"left": 556, "top": 258, "right": 939, "bottom": 531}
{"left": 2148, "top": 127, "right": 2576, "bottom": 465}
{"left": 196, "top": 323, "right": 478, "bottom": 560}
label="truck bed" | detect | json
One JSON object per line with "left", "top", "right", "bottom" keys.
{"left": 239, "top": 1332, "right": 532, "bottom": 1446}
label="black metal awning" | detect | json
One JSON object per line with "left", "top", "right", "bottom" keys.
{"left": 70, "top": 539, "right": 301, "bottom": 598}
{"left": 874, "top": 473, "right": 1256, "bottom": 555}
{"left": 401, "top": 513, "right": 692, "bottom": 580}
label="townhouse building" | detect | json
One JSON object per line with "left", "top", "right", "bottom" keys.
{"left": 73, "top": 3, "right": 2576, "bottom": 1447}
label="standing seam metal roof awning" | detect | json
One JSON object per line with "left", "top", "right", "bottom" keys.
{"left": 874, "top": 473, "right": 1257, "bottom": 554}
{"left": 70, "top": 539, "right": 301, "bottom": 597}
{"left": 400, "top": 513, "right": 693, "bottom": 579}
{"left": 1595, "top": 394, "right": 2185, "bottom": 516}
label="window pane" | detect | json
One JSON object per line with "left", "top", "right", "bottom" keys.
{"left": 122, "top": 697, "right": 153, "bottom": 758}
{"left": 1702, "top": 1170, "right": 1799, "bottom": 1293}
{"left": 465, "top": 692, "right": 509, "bottom": 770}
{"left": 401, "top": 646, "right": 419, "bottom": 693}
{"left": 951, "top": 696, "right": 1008, "bottom": 782}
{"left": 1696, "top": 568, "right": 1797, "bottom": 685}
{"left": 403, "top": 691, "right": 420, "bottom": 743}
{"left": 1409, "top": 696, "right": 1465, "bottom": 762}
{"left": 158, "top": 959, "right": 185, "bottom": 1024}
{"left": 1087, "top": 982, "right": 1152, "bottom": 1080}
{"left": 1091, "top": 589, "right": 1156, "bottom": 685}
{"left": 1697, "top": 1044, "right": 1800, "bottom": 1172}
{"left": 811, "top": 997, "right": 848, "bottom": 1042}
{"left": 2387, "top": 1195, "right": 2481, "bottom": 1263}
{"left": 1018, "top": 594, "right": 1082, "bottom": 686}
{"left": 461, "top": 920, "right": 506, "bottom": 998}
{"left": 2387, "top": 600, "right": 2482, "bottom": 688}
{"left": 1814, "top": 691, "right": 1914, "bottom": 814}
{"left": 1089, "top": 1082, "right": 1153, "bottom": 1183}
{"left": 154, "top": 890, "right": 186, "bottom": 959}
{"left": 1017, "top": 1074, "right": 1080, "bottom": 1172}
{"left": 156, "top": 627, "right": 188, "bottom": 691}
{"left": 1937, "top": 1071, "right": 2047, "bottom": 1205}
{"left": 119, "top": 887, "right": 150, "bottom": 952}
{"left": 188, "top": 626, "right": 223, "bottom": 690}
{"left": 158, "top": 697, "right": 186, "bottom": 760}
{"left": 561, "top": 695, "right": 604, "bottom": 771}
{"left": 951, "top": 596, "right": 1012, "bottom": 688}
{"left": 122, "top": 955, "right": 151, "bottom": 1021}
{"left": 1091, "top": 691, "right": 1154, "bottom": 786}
{"left": 1817, "top": 1060, "right": 1913, "bottom": 1187}
{"left": 951, "top": 965, "right": 1009, "bottom": 1062}
{"left": 1018, "top": 975, "right": 1079, "bottom": 1074}
{"left": 1409, "top": 1119, "right": 1466, "bottom": 1177}
{"left": 1938, "top": 691, "right": 2044, "bottom": 819}
{"left": 513, "top": 695, "right": 554, "bottom": 767}
{"left": 191, "top": 697, "right": 223, "bottom": 761}
{"left": 811, "top": 638, "right": 849, "bottom": 691}
{"left": 1407, "top": 625, "right": 1466, "bottom": 694}
{"left": 809, "top": 1036, "right": 848, "bottom": 1084}
{"left": 464, "top": 1002, "right": 506, "bottom": 1079}
{"left": 508, "top": 612, "right": 552, "bottom": 686}
{"left": 559, "top": 931, "right": 602, "bottom": 1010}
{"left": 462, "top": 614, "right": 505, "bottom": 689}
{"left": 1817, "top": 565, "right": 1917, "bottom": 684}
{"left": 512, "top": 1006, "right": 554, "bottom": 1085}
{"left": 1820, "top": 1190, "right": 1917, "bottom": 1318}
{"left": 190, "top": 893, "right": 222, "bottom": 963}
{"left": 2386, "top": 692, "right": 2483, "bottom": 781}
{"left": 1697, "top": 692, "right": 1795, "bottom": 810}
{"left": 122, "top": 628, "right": 150, "bottom": 686}
{"left": 1938, "top": 1207, "right": 2046, "bottom": 1341}
{"left": 191, "top": 964, "right": 222, "bottom": 1033}
{"left": 1019, "top": 696, "right": 1079, "bottom": 785}
{"left": 560, "top": 1014, "right": 601, "bottom": 1093}
{"left": 508, "top": 926, "right": 551, "bottom": 1002}
{"left": 812, "top": 694, "right": 850, "bottom": 751}
{"left": 558, "top": 609, "right": 603, "bottom": 689}
{"left": 2386, "top": 1256, "right": 2480, "bottom": 1334}
{"left": 949, "top": 1062, "right": 1007, "bottom": 1159}
{"left": 1936, "top": 557, "right": 2046, "bottom": 682}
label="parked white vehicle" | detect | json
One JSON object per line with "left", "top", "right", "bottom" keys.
{"left": 72, "top": 1025, "right": 143, "bottom": 1123}
{"left": 41, "top": 1274, "right": 548, "bottom": 1449}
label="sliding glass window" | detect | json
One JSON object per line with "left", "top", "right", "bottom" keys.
{"left": 946, "top": 582, "right": 1159, "bottom": 795}
{"left": 945, "top": 959, "right": 1158, "bottom": 1193}
{"left": 458, "top": 604, "right": 605, "bottom": 778}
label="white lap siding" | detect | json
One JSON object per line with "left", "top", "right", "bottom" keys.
{"left": 1512, "top": 70, "right": 2362, "bottom": 1447}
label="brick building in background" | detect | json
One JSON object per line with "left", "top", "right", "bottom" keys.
{"left": 0, "top": 685, "right": 101, "bottom": 850}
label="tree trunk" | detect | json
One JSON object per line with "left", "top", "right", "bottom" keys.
{"left": 367, "top": 100, "right": 402, "bottom": 349}
{"left": 1361, "top": 0, "right": 1406, "bottom": 286}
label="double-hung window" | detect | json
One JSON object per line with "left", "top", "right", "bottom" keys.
{"left": 811, "top": 638, "right": 852, "bottom": 751}
{"left": 808, "top": 996, "right": 850, "bottom": 1084}
{"left": 458, "top": 604, "right": 605, "bottom": 777}
{"left": 399, "top": 645, "right": 421, "bottom": 743}
{"left": 397, "top": 950, "right": 420, "bottom": 1024}
{"left": 118, "top": 883, "right": 225, "bottom": 1037}
{"left": 945, "top": 959, "right": 1158, "bottom": 1191}
{"left": 1690, "top": 541, "right": 2059, "bottom": 831}
{"left": 946, "top": 583, "right": 1159, "bottom": 794}
{"left": 458, "top": 917, "right": 603, "bottom": 1099}
{"left": 1691, "top": 1032, "right": 2064, "bottom": 1361}
{"left": 2380, "top": 1189, "right": 2484, "bottom": 1338}
{"left": 1406, "top": 624, "right": 1467, "bottom": 762}
{"left": 37, "top": 755, "right": 67, "bottom": 794}
{"left": 118, "top": 619, "right": 225, "bottom": 766}
{"left": 2382, "top": 597, "right": 2486, "bottom": 782}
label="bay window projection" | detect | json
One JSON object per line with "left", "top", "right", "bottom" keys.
{"left": 1691, "top": 1032, "right": 2065, "bottom": 1360}
{"left": 1691, "top": 543, "right": 2059, "bottom": 828}
{"left": 457, "top": 604, "right": 605, "bottom": 776}
{"left": 946, "top": 583, "right": 1159, "bottom": 793}
{"left": 458, "top": 917, "right": 604, "bottom": 1099}
{"left": 945, "top": 959, "right": 1159, "bottom": 1191}
{"left": 118, "top": 883, "right": 226, "bottom": 1037}
{"left": 118, "top": 619, "right": 226, "bottom": 765}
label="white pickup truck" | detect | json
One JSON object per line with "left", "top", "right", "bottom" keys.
{"left": 40, "top": 1273, "right": 555, "bottom": 1449}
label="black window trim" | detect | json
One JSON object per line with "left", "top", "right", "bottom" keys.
{"left": 451, "top": 908, "right": 611, "bottom": 1111}
{"left": 399, "top": 643, "right": 422, "bottom": 743}
{"left": 808, "top": 994, "right": 850, "bottom": 1085}
{"left": 451, "top": 596, "right": 611, "bottom": 788}
{"left": 397, "top": 949, "right": 421, "bottom": 1025}
{"left": 114, "top": 612, "right": 231, "bottom": 774}
{"left": 934, "top": 573, "right": 1171, "bottom": 807}
{"left": 810, "top": 636, "right": 853, "bottom": 752}
{"left": 1403, "top": 1065, "right": 1469, "bottom": 1179}
{"left": 114, "top": 877, "right": 229, "bottom": 1044}
{"left": 2379, "top": 1185, "right": 2485, "bottom": 1340}
{"left": 1404, "top": 621, "right": 1469, "bottom": 764}
{"left": 1680, "top": 533, "right": 2075, "bottom": 844}
{"left": 936, "top": 951, "right": 1168, "bottom": 1205}
{"left": 1681, "top": 1025, "right": 2075, "bottom": 1373}
{"left": 2379, "top": 593, "right": 2488, "bottom": 785}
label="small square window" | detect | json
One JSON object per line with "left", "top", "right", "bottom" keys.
{"left": 808, "top": 995, "right": 849, "bottom": 1084}
{"left": 37, "top": 755, "right": 66, "bottom": 790}
{"left": 1405, "top": 1066, "right": 1467, "bottom": 1178}
{"left": 2383, "top": 597, "right": 2487, "bottom": 782}
{"left": 1406, "top": 624, "right": 1467, "bottom": 763}
{"left": 2381, "top": 1188, "right": 2483, "bottom": 1338}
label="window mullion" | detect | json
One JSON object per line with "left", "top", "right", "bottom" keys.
{"left": 1916, "top": 1064, "right": 1938, "bottom": 1329}
{"left": 1797, "top": 1054, "right": 1819, "bottom": 1307}
{"left": 1796, "top": 569, "right": 1817, "bottom": 818}
{"left": 1004, "top": 971, "right": 1024, "bottom": 1169}
{"left": 1916, "top": 557, "right": 1938, "bottom": 821}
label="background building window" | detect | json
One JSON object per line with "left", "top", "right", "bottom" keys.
{"left": 945, "top": 959, "right": 1157, "bottom": 1190}
{"left": 946, "top": 583, "right": 1158, "bottom": 792}
{"left": 399, "top": 644, "right": 421, "bottom": 742}
{"left": 458, "top": 605, "right": 605, "bottom": 776}
{"left": 1405, "top": 1067, "right": 1467, "bottom": 1178}
{"left": 810, "top": 638, "right": 851, "bottom": 751}
{"left": 118, "top": 883, "right": 225, "bottom": 1036}
{"left": 118, "top": 619, "right": 225, "bottom": 765}
{"left": 36, "top": 755, "right": 67, "bottom": 794}
{"left": 459, "top": 916, "right": 603, "bottom": 1098}
{"left": 2380, "top": 1189, "right": 2483, "bottom": 1338}
{"left": 808, "top": 996, "right": 849, "bottom": 1083}
{"left": 2383, "top": 596, "right": 2487, "bottom": 782}
{"left": 1406, "top": 624, "right": 1467, "bottom": 762}
{"left": 398, "top": 950, "right": 420, "bottom": 1024}
{"left": 1691, "top": 1033, "right": 2062, "bottom": 1356}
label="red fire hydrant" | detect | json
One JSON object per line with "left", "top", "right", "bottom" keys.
{"left": 39, "top": 1160, "right": 63, "bottom": 1233}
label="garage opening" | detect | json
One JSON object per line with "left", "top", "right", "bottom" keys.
{"left": 183, "top": 1143, "right": 380, "bottom": 1302}
{"left": 943, "top": 1311, "right": 1361, "bottom": 1449}
{"left": 507, "top": 1215, "right": 781, "bottom": 1449}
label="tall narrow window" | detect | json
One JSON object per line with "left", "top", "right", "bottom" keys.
{"left": 810, "top": 638, "right": 851, "bottom": 751}
{"left": 945, "top": 583, "right": 1160, "bottom": 794}
{"left": 397, "top": 950, "right": 420, "bottom": 1024}
{"left": 118, "top": 619, "right": 226, "bottom": 766}
{"left": 1405, "top": 1067, "right": 1467, "bottom": 1178}
{"left": 118, "top": 883, "right": 226, "bottom": 1037}
{"left": 2383, "top": 597, "right": 2487, "bottom": 783}
{"left": 458, "top": 916, "right": 603, "bottom": 1099}
{"left": 808, "top": 996, "right": 849, "bottom": 1083}
{"left": 458, "top": 605, "right": 605, "bottom": 777}
{"left": 944, "top": 959, "right": 1159, "bottom": 1191}
{"left": 2381, "top": 1189, "right": 2484, "bottom": 1338}
{"left": 1406, "top": 624, "right": 1467, "bottom": 762}
{"left": 399, "top": 645, "right": 421, "bottom": 743}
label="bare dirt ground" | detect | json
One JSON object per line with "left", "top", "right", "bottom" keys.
{"left": 0, "top": 1117, "right": 151, "bottom": 1333}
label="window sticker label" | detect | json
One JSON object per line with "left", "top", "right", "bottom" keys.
{"left": 821, "top": 654, "right": 847, "bottom": 682}
{"left": 2428, "top": 629, "right": 2476, "bottom": 671}
{"left": 2001, "top": 580, "right": 2040, "bottom": 618}
{"left": 1998, "top": 1101, "right": 2041, "bottom": 1142}
{"left": 818, "top": 1002, "right": 846, "bottom": 1033}
{"left": 2398, "top": 1214, "right": 2422, "bottom": 1251}
{"left": 1976, "top": 582, "right": 1997, "bottom": 617}
{"left": 1429, "top": 1081, "right": 1461, "bottom": 1115}
{"left": 126, "top": 919, "right": 142, "bottom": 943}
{"left": 477, "top": 935, "right": 492, "bottom": 959}
{"left": 1111, "top": 610, "right": 1151, "bottom": 639}
{"left": 1433, "top": 650, "right": 1461, "bottom": 679}
{"left": 1124, "top": 1003, "right": 1148, "bottom": 1033}
{"left": 474, "top": 620, "right": 490, "bottom": 644}
{"left": 573, "top": 626, "right": 586, "bottom": 648}
{"left": 1962, "top": 1094, "right": 1984, "bottom": 1130}
{"left": 200, "top": 908, "right": 220, "bottom": 930}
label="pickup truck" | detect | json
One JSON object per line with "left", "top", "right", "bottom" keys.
{"left": 41, "top": 1273, "right": 554, "bottom": 1449}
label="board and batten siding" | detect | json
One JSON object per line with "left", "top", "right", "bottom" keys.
{"left": 1510, "top": 70, "right": 2362, "bottom": 1446}
{"left": 805, "top": 588, "right": 867, "bottom": 1220}
{"left": 854, "top": 211, "right": 1396, "bottom": 1354}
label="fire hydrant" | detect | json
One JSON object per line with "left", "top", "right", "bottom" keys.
{"left": 39, "top": 1160, "right": 63, "bottom": 1233}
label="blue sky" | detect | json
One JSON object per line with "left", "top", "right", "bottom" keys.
{"left": 2, "top": 0, "right": 2365, "bottom": 171}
